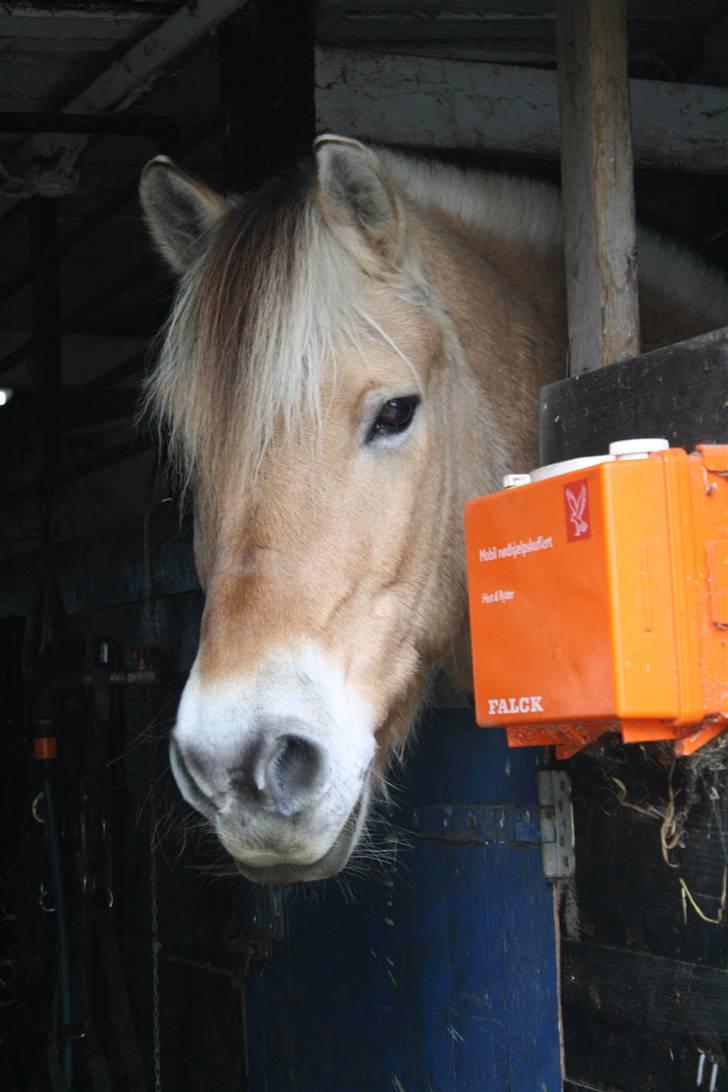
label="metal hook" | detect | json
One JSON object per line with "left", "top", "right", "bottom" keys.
{"left": 82, "top": 874, "right": 114, "bottom": 909}
{"left": 31, "top": 791, "right": 46, "bottom": 824}
{"left": 39, "top": 882, "right": 55, "bottom": 913}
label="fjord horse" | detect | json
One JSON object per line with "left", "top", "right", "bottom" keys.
{"left": 140, "top": 136, "right": 727, "bottom": 882}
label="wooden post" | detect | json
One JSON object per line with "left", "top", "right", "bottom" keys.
{"left": 28, "top": 196, "right": 62, "bottom": 543}
{"left": 220, "top": 0, "right": 315, "bottom": 193}
{"left": 556, "top": 0, "right": 640, "bottom": 375}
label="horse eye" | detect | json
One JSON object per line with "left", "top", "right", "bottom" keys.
{"left": 366, "top": 396, "right": 420, "bottom": 443}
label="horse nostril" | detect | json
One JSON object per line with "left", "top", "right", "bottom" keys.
{"left": 170, "top": 738, "right": 220, "bottom": 818}
{"left": 265, "top": 734, "right": 327, "bottom": 816}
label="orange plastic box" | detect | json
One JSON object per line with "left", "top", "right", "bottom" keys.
{"left": 464, "top": 441, "right": 728, "bottom": 759}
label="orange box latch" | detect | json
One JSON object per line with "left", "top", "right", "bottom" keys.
{"left": 464, "top": 442, "right": 728, "bottom": 759}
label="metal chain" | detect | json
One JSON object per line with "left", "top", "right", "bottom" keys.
{"left": 143, "top": 513, "right": 162, "bottom": 1092}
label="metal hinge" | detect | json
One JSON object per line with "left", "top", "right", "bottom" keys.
{"left": 538, "top": 770, "right": 575, "bottom": 880}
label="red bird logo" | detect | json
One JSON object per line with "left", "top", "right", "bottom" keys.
{"left": 565, "top": 484, "right": 589, "bottom": 537}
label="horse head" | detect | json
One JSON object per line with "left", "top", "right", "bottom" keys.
{"left": 140, "top": 137, "right": 494, "bottom": 881}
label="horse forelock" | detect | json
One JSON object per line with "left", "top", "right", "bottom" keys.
{"left": 144, "top": 167, "right": 383, "bottom": 507}
{"left": 143, "top": 151, "right": 566, "bottom": 515}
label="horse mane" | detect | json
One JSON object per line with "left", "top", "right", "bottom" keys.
{"left": 145, "top": 147, "right": 727, "bottom": 505}
{"left": 380, "top": 148, "right": 728, "bottom": 322}
{"left": 379, "top": 148, "right": 563, "bottom": 253}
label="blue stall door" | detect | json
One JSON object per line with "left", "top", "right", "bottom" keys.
{"left": 245, "top": 709, "right": 562, "bottom": 1092}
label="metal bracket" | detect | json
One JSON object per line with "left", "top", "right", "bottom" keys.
{"left": 538, "top": 770, "right": 575, "bottom": 880}
{"left": 249, "top": 885, "right": 286, "bottom": 941}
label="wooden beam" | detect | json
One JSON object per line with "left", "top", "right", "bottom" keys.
{"left": 220, "top": 0, "right": 315, "bottom": 192}
{"left": 539, "top": 327, "right": 728, "bottom": 465}
{"left": 40, "top": 0, "right": 243, "bottom": 115}
{"left": 28, "top": 197, "right": 62, "bottom": 538}
{"left": 556, "top": 0, "right": 640, "bottom": 374}
{"left": 315, "top": 47, "right": 728, "bottom": 176}
{"left": 2, "top": 3, "right": 173, "bottom": 15}
{"left": 8, "top": 0, "right": 245, "bottom": 196}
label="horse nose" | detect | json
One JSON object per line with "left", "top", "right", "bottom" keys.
{"left": 252, "top": 733, "right": 329, "bottom": 817}
{"left": 176, "top": 727, "right": 329, "bottom": 820}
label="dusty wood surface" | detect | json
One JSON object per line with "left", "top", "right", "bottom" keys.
{"left": 221, "top": 0, "right": 314, "bottom": 192}
{"left": 315, "top": 47, "right": 728, "bottom": 175}
{"left": 539, "top": 326, "right": 728, "bottom": 464}
{"left": 6, "top": 0, "right": 244, "bottom": 195}
{"left": 541, "top": 331, "right": 728, "bottom": 1085}
{"left": 560, "top": 742, "right": 728, "bottom": 1091}
{"left": 556, "top": 0, "right": 640, "bottom": 374}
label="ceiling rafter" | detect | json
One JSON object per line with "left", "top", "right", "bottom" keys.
{"left": 1, "top": 0, "right": 246, "bottom": 197}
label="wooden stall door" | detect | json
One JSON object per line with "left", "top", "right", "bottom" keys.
{"left": 244, "top": 708, "right": 562, "bottom": 1092}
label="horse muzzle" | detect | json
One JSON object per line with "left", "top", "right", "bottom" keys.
{"left": 169, "top": 643, "right": 377, "bottom": 882}
{"left": 171, "top": 733, "right": 369, "bottom": 882}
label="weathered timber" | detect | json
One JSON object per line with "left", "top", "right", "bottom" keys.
{"left": 315, "top": 48, "right": 728, "bottom": 175}
{"left": 221, "top": 0, "right": 315, "bottom": 191}
{"left": 315, "top": 0, "right": 728, "bottom": 55}
{"left": 0, "top": 112, "right": 177, "bottom": 142}
{"left": 539, "top": 327, "right": 728, "bottom": 464}
{"left": 541, "top": 337, "right": 728, "bottom": 1090}
{"left": 556, "top": 0, "right": 640, "bottom": 374}
{"left": 28, "top": 196, "right": 62, "bottom": 541}
{"left": 561, "top": 773, "right": 728, "bottom": 1092}
{"left": 0, "top": 109, "right": 219, "bottom": 310}
{"left": 564, "top": 941, "right": 728, "bottom": 1091}
{"left": 7, "top": 0, "right": 243, "bottom": 196}
{"left": 564, "top": 941, "right": 728, "bottom": 1041}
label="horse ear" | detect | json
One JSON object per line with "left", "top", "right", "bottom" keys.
{"left": 314, "top": 135, "right": 406, "bottom": 271}
{"left": 139, "top": 156, "right": 230, "bottom": 274}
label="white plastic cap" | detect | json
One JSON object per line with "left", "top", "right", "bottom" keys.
{"left": 529, "top": 454, "right": 614, "bottom": 482}
{"left": 609, "top": 438, "right": 669, "bottom": 459}
{"left": 502, "top": 473, "right": 531, "bottom": 489}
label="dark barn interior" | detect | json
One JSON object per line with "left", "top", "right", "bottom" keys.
{"left": 1, "top": 2, "right": 727, "bottom": 1090}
